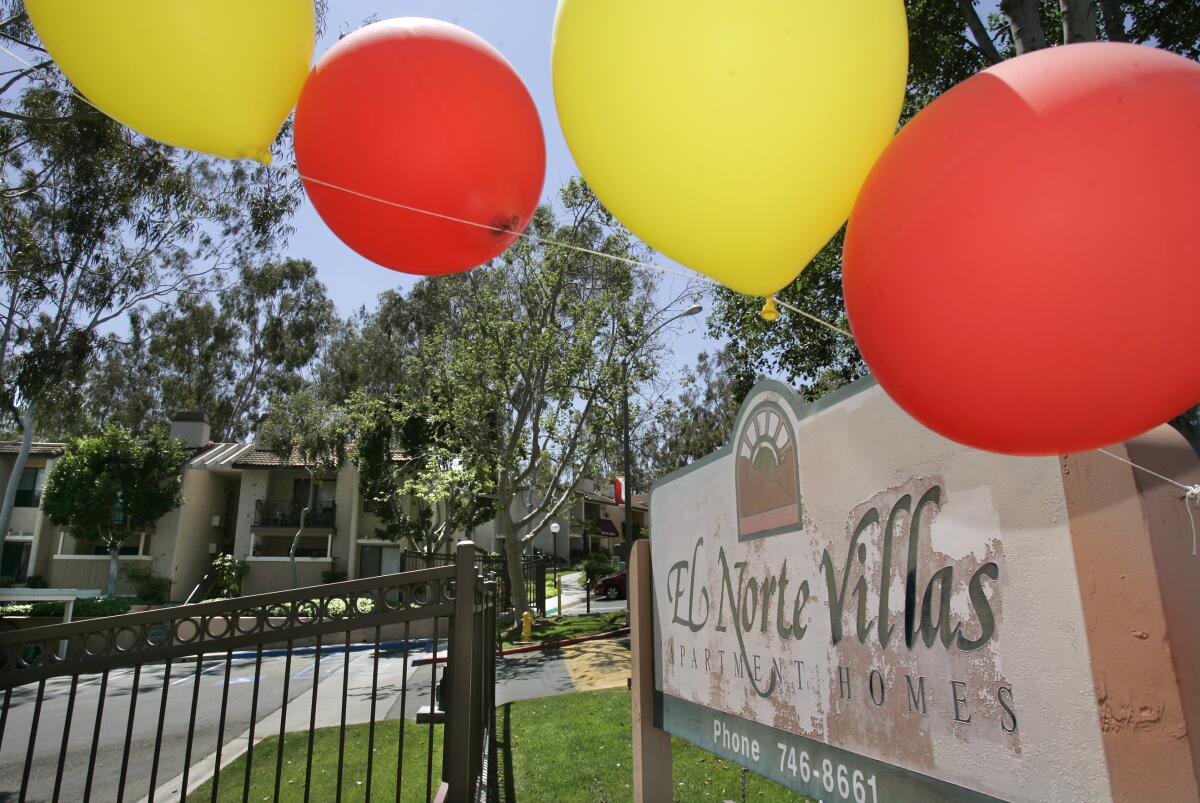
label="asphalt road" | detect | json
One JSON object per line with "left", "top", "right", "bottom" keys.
{"left": 0, "top": 616, "right": 629, "bottom": 803}
{"left": 0, "top": 643, "right": 430, "bottom": 803}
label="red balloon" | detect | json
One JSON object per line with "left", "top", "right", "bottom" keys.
{"left": 844, "top": 43, "right": 1200, "bottom": 456}
{"left": 294, "top": 18, "right": 545, "bottom": 275}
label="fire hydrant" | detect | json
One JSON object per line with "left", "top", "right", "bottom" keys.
{"left": 521, "top": 610, "right": 534, "bottom": 642}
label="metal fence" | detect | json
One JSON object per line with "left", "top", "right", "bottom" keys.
{"left": 399, "top": 550, "right": 546, "bottom": 618}
{"left": 0, "top": 542, "right": 496, "bottom": 803}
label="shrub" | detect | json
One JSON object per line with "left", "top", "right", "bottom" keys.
{"left": 211, "top": 553, "right": 248, "bottom": 598}
{"left": 580, "top": 554, "right": 618, "bottom": 584}
{"left": 0, "top": 575, "right": 14, "bottom": 588}
{"left": 24, "top": 596, "right": 137, "bottom": 618}
{"left": 321, "top": 569, "right": 347, "bottom": 583}
{"left": 123, "top": 565, "right": 172, "bottom": 604}
{"left": 25, "top": 575, "right": 48, "bottom": 589}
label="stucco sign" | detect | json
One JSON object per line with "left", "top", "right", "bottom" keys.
{"left": 649, "top": 378, "right": 1200, "bottom": 802}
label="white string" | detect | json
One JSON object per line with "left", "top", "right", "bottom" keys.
{"left": 769, "top": 295, "right": 854, "bottom": 339}
{"left": 2, "top": 41, "right": 865, "bottom": 345}
{"left": 10, "top": 41, "right": 1200, "bottom": 551}
{"left": 1099, "top": 447, "right": 1200, "bottom": 556}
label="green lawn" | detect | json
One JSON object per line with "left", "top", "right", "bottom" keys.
{"left": 191, "top": 718, "right": 444, "bottom": 802}
{"left": 190, "top": 689, "right": 810, "bottom": 802}
{"left": 500, "top": 611, "right": 626, "bottom": 649}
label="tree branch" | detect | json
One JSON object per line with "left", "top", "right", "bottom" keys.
{"left": 956, "top": 0, "right": 1004, "bottom": 63}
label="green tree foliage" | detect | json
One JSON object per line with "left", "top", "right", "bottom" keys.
{"left": 407, "top": 178, "right": 660, "bottom": 611}
{"left": 344, "top": 391, "right": 494, "bottom": 554}
{"left": 0, "top": 5, "right": 302, "bottom": 551}
{"left": 641, "top": 348, "right": 755, "bottom": 483}
{"left": 71, "top": 259, "right": 335, "bottom": 440}
{"left": 256, "top": 388, "right": 345, "bottom": 587}
{"left": 41, "top": 427, "right": 185, "bottom": 597}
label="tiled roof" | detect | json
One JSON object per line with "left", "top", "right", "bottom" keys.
{"left": 0, "top": 442, "right": 66, "bottom": 457}
{"left": 578, "top": 489, "right": 649, "bottom": 511}
{"left": 232, "top": 446, "right": 319, "bottom": 468}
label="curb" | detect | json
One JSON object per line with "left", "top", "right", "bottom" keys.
{"left": 412, "top": 626, "right": 630, "bottom": 666}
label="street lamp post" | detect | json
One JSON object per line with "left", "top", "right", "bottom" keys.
{"left": 550, "top": 521, "right": 561, "bottom": 615}
{"left": 621, "top": 304, "right": 703, "bottom": 555}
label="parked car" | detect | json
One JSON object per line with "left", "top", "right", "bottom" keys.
{"left": 593, "top": 570, "right": 627, "bottom": 600}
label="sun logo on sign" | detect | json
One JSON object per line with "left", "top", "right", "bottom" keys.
{"left": 735, "top": 400, "right": 802, "bottom": 540}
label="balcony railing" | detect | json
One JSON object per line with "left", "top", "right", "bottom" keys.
{"left": 252, "top": 498, "right": 336, "bottom": 528}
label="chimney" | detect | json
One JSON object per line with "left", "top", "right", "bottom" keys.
{"left": 170, "top": 410, "right": 211, "bottom": 449}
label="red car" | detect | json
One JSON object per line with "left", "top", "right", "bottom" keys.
{"left": 593, "top": 570, "right": 627, "bottom": 600}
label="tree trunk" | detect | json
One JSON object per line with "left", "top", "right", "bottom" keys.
{"left": 1170, "top": 404, "right": 1200, "bottom": 461}
{"left": 1097, "top": 0, "right": 1128, "bottom": 41}
{"left": 1000, "top": 0, "right": 1049, "bottom": 54}
{"left": 501, "top": 511, "right": 528, "bottom": 614}
{"left": 1059, "top": 0, "right": 1099, "bottom": 43}
{"left": 107, "top": 545, "right": 120, "bottom": 598}
{"left": 956, "top": 0, "right": 1004, "bottom": 64}
{"left": 289, "top": 469, "right": 315, "bottom": 589}
{"left": 0, "top": 403, "right": 37, "bottom": 561}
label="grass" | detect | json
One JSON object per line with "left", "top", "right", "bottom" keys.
{"left": 502, "top": 689, "right": 813, "bottom": 803}
{"left": 500, "top": 611, "right": 626, "bottom": 650}
{"left": 189, "top": 689, "right": 809, "bottom": 802}
{"left": 190, "top": 717, "right": 444, "bottom": 802}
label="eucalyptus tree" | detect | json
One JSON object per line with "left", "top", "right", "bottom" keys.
{"left": 0, "top": 7, "right": 302, "bottom": 553}
{"left": 417, "top": 178, "right": 661, "bottom": 612}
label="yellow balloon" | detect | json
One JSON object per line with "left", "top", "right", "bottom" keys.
{"left": 552, "top": 1, "right": 908, "bottom": 297}
{"left": 25, "top": 0, "right": 315, "bottom": 163}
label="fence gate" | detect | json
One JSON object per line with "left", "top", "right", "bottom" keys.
{"left": 0, "top": 542, "right": 496, "bottom": 803}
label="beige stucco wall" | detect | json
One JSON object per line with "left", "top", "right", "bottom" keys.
{"left": 651, "top": 380, "right": 1120, "bottom": 802}
{"left": 165, "top": 468, "right": 230, "bottom": 601}
{"left": 46, "top": 555, "right": 149, "bottom": 594}
{"left": 241, "top": 558, "right": 333, "bottom": 595}
{"left": 234, "top": 469, "right": 269, "bottom": 559}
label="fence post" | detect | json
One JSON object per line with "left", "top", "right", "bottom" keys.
{"left": 443, "top": 540, "right": 479, "bottom": 802}
{"left": 535, "top": 559, "right": 547, "bottom": 617}
{"left": 630, "top": 538, "right": 671, "bottom": 802}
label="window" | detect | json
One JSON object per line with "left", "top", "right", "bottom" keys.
{"left": 13, "top": 467, "right": 42, "bottom": 508}
{"left": 0, "top": 540, "right": 31, "bottom": 582}
{"left": 90, "top": 532, "right": 147, "bottom": 556}
{"left": 359, "top": 545, "right": 402, "bottom": 577}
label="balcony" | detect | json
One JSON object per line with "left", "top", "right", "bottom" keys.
{"left": 253, "top": 498, "right": 336, "bottom": 529}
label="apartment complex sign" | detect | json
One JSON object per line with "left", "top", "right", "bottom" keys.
{"left": 649, "top": 379, "right": 1200, "bottom": 802}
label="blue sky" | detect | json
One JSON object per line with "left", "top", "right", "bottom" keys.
{"left": 286, "top": 2, "right": 720, "bottom": 376}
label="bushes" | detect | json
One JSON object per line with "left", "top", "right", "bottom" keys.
{"left": 321, "top": 569, "right": 347, "bottom": 583}
{"left": 123, "top": 565, "right": 172, "bottom": 604}
{"left": 0, "top": 596, "right": 139, "bottom": 618}
{"left": 580, "top": 554, "right": 618, "bottom": 584}
{"left": 25, "top": 575, "right": 48, "bottom": 589}
{"left": 210, "top": 553, "right": 248, "bottom": 598}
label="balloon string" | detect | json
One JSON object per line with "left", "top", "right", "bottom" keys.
{"left": 1098, "top": 447, "right": 1200, "bottom": 556}
{"left": 0, "top": 41, "right": 855, "bottom": 341}
{"left": 768, "top": 296, "right": 854, "bottom": 339}
{"left": 7, "top": 42, "right": 1200, "bottom": 551}
{"left": 297, "top": 174, "right": 717, "bottom": 285}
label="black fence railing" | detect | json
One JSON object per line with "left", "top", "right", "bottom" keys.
{"left": 400, "top": 550, "right": 546, "bottom": 617}
{"left": 0, "top": 542, "right": 496, "bottom": 803}
{"left": 253, "top": 498, "right": 336, "bottom": 528}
